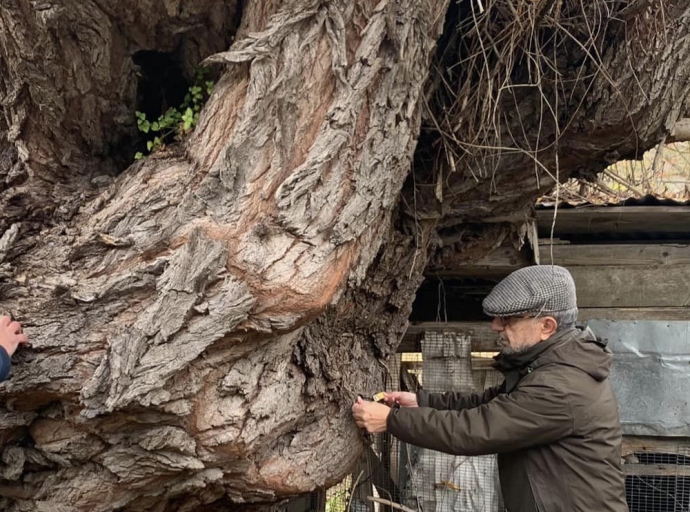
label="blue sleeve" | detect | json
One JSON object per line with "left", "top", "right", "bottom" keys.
{"left": 0, "top": 346, "right": 11, "bottom": 382}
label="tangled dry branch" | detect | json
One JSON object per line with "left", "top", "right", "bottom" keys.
{"left": 422, "top": 0, "right": 660, "bottom": 192}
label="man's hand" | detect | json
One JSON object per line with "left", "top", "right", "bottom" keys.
{"left": 383, "top": 391, "right": 418, "bottom": 408}
{"left": 0, "top": 316, "right": 29, "bottom": 357}
{"left": 352, "top": 397, "right": 391, "bottom": 433}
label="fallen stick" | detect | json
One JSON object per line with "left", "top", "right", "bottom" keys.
{"left": 367, "top": 495, "right": 418, "bottom": 512}
{"left": 346, "top": 471, "right": 364, "bottom": 512}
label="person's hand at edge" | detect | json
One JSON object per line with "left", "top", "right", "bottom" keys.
{"left": 0, "top": 316, "right": 29, "bottom": 357}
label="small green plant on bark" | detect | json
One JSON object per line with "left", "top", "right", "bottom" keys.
{"left": 134, "top": 68, "right": 215, "bottom": 160}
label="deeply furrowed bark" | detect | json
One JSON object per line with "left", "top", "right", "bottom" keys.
{"left": 0, "top": 0, "right": 238, "bottom": 233}
{"left": 0, "top": 0, "right": 446, "bottom": 510}
{"left": 2, "top": 0, "right": 690, "bottom": 511}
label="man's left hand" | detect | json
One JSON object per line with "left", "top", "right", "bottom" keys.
{"left": 352, "top": 396, "right": 390, "bottom": 433}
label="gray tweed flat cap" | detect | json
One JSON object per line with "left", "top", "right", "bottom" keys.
{"left": 482, "top": 265, "right": 577, "bottom": 317}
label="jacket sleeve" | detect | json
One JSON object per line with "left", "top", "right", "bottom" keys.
{"left": 0, "top": 346, "right": 11, "bottom": 382}
{"left": 389, "top": 379, "right": 573, "bottom": 456}
{"left": 417, "top": 384, "right": 504, "bottom": 411}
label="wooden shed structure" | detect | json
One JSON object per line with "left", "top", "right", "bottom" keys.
{"left": 397, "top": 197, "right": 690, "bottom": 511}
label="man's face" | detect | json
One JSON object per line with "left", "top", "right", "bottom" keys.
{"left": 490, "top": 316, "right": 546, "bottom": 354}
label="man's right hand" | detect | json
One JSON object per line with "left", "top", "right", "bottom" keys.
{"left": 0, "top": 316, "right": 29, "bottom": 357}
{"left": 383, "top": 391, "right": 418, "bottom": 408}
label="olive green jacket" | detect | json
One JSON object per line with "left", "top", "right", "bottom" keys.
{"left": 387, "top": 327, "right": 628, "bottom": 512}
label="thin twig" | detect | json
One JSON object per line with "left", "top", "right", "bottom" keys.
{"left": 346, "top": 470, "right": 364, "bottom": 512}
{"left": 649, "top": 135, "right": 667, "bottom": 192}
{"left": 602, "top": 169, "right": 645, "bottom": 198}
{"left": 367, "top": 496, "right": 418, "bottom": 512}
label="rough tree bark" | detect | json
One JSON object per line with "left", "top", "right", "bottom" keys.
{"left": 1, "top": 0, "right": 690, "bottom": 511}
{"left": 0, "top": 0, "right": 446, "bottom": 510}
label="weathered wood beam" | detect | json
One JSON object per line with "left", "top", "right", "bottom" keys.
{"left": 536, "top": 207, "right": 690, "bottom": 237}
{"left": 579, "top": 307, "right": 690, "bottom": 321}
{"left": 400, "top": 364, "right": 421, "bottom": 392}
{"left": 570, "top": 266, "right": 690, "bottom": 307}
{"left": 622, "top": 464, "right": 690, "bottom": 477}
{"left": 622, "top": 436, "right": 690, "bottom": 457}
{"left": 540, "top": 244, "right": 690, "bottom": 267}
{"left": 427, "top": 244, "right": 531, "bottom": 277}
{"left": 429, "top": 243, "right": 690, "bottom": 279}
{"left": 411, "top": 271, "right": 690, "bottom": 320}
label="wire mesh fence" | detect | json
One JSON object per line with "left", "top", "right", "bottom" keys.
{"left": 324, "top": 475, "right": 352, "bottom": 512}
{"left": 625, "top": 451, "right": 690, "bottom": 512}
{"left": 315, "top": 328, "right": 690, "bottom": 512}
{"left": 396, "top": 331, "right": 503, "bottom": 512}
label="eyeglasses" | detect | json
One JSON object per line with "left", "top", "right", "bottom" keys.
{"left": 497, "top": 315, "right": 535, "bottom": 328}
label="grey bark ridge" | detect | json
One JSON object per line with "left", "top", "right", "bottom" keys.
{"left": 0, "top": 0, "right": 448, "bottom": 510}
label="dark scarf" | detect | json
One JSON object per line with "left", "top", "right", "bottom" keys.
{"left": 492, "top": 327, "right": 579, "bottom": 392}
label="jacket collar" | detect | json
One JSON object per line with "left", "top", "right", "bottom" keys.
{"left": 493, "top": 327, "right": 579, "bottom": 392}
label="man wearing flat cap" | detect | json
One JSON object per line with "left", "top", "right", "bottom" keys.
{"left": 353, "top": 265, "right": 628, "bottom": 512}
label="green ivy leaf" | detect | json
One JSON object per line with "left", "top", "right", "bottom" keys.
{"left": 133, "top": 70, "right": 214, "bottom": 164}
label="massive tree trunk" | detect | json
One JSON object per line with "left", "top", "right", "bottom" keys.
{"left": 0, "top": 1, "right": 446, "bottom": 510}
{"left": 1, "top": 0, "right": 690, "bottom": 510}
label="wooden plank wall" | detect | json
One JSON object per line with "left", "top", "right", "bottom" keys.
{"left": 425, "top": 242, "right": 690, "bottom": 321}
{"left": 535, "top": 207, "right": 690, "bottom": 236}
{"left": 622, "top": 436, "right": 690, "bottom": 477}
{"left": 543, "top": 243, "right": 690, "bottom": 315}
